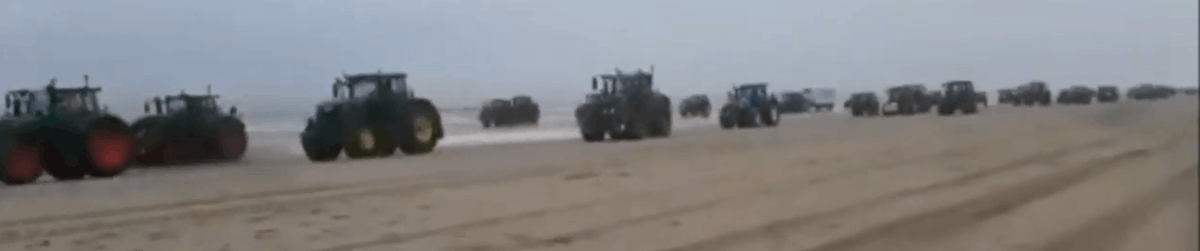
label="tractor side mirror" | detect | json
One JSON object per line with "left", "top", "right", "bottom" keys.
{"left": 591, "top": 77, "right": 598, "bottom": 90}
{"left": 4, "top": 95, "right": 9, "bottom": 108}
{"left": 230, "top": 106, "right": 238, "bottom": 115}
{"left": 332, "top": 86, "right": 339, "bottom": 98}
{"left": 145, "top": 103, "right": 150, "bottom": 113}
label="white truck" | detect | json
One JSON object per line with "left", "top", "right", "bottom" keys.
{"left": 801, "top": 88, "right": 836, "bottom": 112}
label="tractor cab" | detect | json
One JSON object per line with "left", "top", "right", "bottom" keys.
{"left": 333, "top": 72, "right": 413, "bottom": 100}
{"left": 592, "top": 69, "right": 653, "bottom": 97}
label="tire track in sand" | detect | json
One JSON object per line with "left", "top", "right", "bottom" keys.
{"left": 0, "top": 116, "right": 1066, "bottom": 246}
{"left": 318, "top": 136, "right": 1123, "bottom": 251}
{"left": 1034, "top": 166, "right": 1198, "bottom": 251}
{"left": 793, "top": 136, "right": 1186, "bottom": 251}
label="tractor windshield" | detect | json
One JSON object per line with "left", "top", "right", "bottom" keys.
{"left": 945, "top": 83, "right": 972, "bottom": 95}
{"left": 737, "top": 87, "right": 765, "bottom": 98}
{"left": 55, "top": 92, "right": 100, "bottom": 113}
{"left": 165, "top": 97, "right": 219, "bottom": 113}
{"left": 347, "top": 81, "right": 378, "bottom": 99}
{"left": 888, "top": 88, "right": 907, "bottom": 100}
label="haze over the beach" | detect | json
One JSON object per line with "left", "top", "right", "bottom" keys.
{"left": 2, "top": 0, "right": 1196, "bottom": 121}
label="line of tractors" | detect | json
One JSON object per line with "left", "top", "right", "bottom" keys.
{"left": 2, "top": 75, "right": 249, "bottom": 185}
{"left": 3, "top": 70, "right": 1194, "bottom": 186}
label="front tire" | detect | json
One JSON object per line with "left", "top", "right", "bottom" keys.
{"left": 345, "top": 126, "right": 378, "bottom": 159}
{"left": 216, "top": 119, "right": 248, "bottom": 161}
{"left": 761, "top": 106, "right": 780, "bottom": 127}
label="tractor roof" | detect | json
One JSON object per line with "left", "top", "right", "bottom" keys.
{"left": 942, "top": 80, "right": 973, "bottom": 86}
{"left": 342, "top": 72, "right": 408, "bottom": 83}
{"left": 737, "top": 83, "right": 769, "bottom": 89}
{"left": 163, "top": 93, "right": 220, "bottom": 101}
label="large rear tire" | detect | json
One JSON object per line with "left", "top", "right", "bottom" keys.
{"left": 398, "top": 104, "right": 440, "bottom": 155}
{"left": 345, "top": 125, "right": 378, "bottom": 159}
{"left": 303, "top": 140, "right": 341, "bottom": 162}
{"left": 3, "top": 140, "right": 44, "bottom": 185}
{"left": 649, "top": 115, "right": 672, "bottom": 137}
{"left": 216, "top": 119, "right": 248, "bottom": 160}
{"left": 41, "top": 141, "right": 86, "bottom": 181}
{"left": 83, "top": 128, "right": 134, "bottom": 177}
{"left": 761, "top": 106, "right": 780, "bottom": 127}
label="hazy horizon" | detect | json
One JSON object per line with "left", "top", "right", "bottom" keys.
{"left": 3, "top": 0, "right": 1196, "bottom": 122}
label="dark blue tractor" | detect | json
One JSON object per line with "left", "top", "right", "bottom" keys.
{"left": 300, "top": 71, "right": 444, "bottom": 161}
{"left": 719, "top": 83, "right": 780, "bottom": 129}
{"left": 574, "top": 67, "right": 672, "bottom": 142}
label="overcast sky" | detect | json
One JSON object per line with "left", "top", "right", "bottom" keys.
{"left": 2, "top": 0, "right": 1196, "bottom": 119}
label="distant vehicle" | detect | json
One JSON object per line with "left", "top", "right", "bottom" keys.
{"left": 478, "top": 95, "right": 539, "bottom": 128}
{"left": 131, "top": 88, "right": 247, "bottom": 165}
{"left": 843, "top": 92, "right": 880, "bottom": 117}
{"left": 1015, "top": 81, "right": 1052, "bottom": 106}
{"left": 678, "top": 94, "right": 711, "bottom": 118}
{"left": 1, "top": 75, "right": 135, "bottom": 185}
{"left": 937, "top": 80, "right": 980, "bottom": 115}
{"left": 881, "top": 84, "right": 929, "bottom": 116}
{"left": 1180, "top": 87, "right": 1198, "bottom": 95}
{"left": 1096, "top": 86, "right": 1119, "bottom": 103}
{"left": 998, "top": 89, "right": 1017, "bottom": 105}
{"left": 1057, "top": 86, "right": 1095, "bottom": 105}
{"left": 778, "top": 92, "right": 811, "bottom": 114}
{"left": 574, "top": 67, "right": 671, "bottom": 142}
{"left": 300, "top": 71, "right": 444, "bottom": 161}
{"left": 719, "top": 83, "right": 780, "bottom": 129}
{"left": 1127, "top": 84, "right": 1176, "bottom": 101}
{"left": 800, "top": 88, "right": 836, "bottom": 112}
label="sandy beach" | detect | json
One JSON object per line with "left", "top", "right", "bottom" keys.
{"left": 0, "top": 97, "right": 1195, "bottom": 251}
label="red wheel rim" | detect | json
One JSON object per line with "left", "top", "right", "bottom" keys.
{"left": 88, "top": 131, "right": 133, "bottom": 172}
{"left": 5, "top": 142, "right": 43, "bottom": 184}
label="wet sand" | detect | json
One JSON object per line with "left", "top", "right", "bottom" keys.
{"left": 0, "top": 97, "right": 1195, "bottom": 251}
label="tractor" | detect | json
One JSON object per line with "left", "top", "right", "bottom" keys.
{"left": 130, "top": 86, "right": 247, "bottom": 165}
{"left": 718, "top": 83, "right": 780, "bottom": 129}
{"left": 881, "top": 84, "right": 929, "bottom": 116}
{"left": 479, "top": 95, "right": 540, "bottom": 128}
{"left": 937, "top": 80, "right": 980, "bottom": 115}
{"left": 300, "top": 71, "right": 444, "bottom": 161}
{"left": 1, "top": 75, "right": 134, "bottom": 185}
{"left": 678, "top": 94, "right": 711, "bottom": 118}
{"left": 574, "top": 67, "right": 672, "bottom": 142}
{"left": 844, "top": 92, "right": 880, "bottom": 117}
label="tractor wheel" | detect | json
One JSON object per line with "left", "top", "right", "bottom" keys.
{"left": 719, "top": 106, "right": 737, "bottom": 129}
{"left": 623, "top": 120, "right": 648, "bottom": 140}
{"left": 582, "top": 131, "right": 605, "bottom": 142}
{"left": 41, "top": 141, "right": 86, "bottom": 181}
{"left": 851, "top": 108, "right": 862, "bottom": 117}
{"left": 83, "top": 124, "right": 135, "bottom": 177}
{"left": 216, "top": 119, "right": 248, "bottom": 160}
{"left": 964, "top": 103, "right": 979, "bottom": 114}
{"left": 761, "top": 106, "right": 780, "bottom": 127}
{"left": 345, "top": 125, "right": 379, "bottom": 159}
{"left": 3, "top": 140, "right": 44, "bottom": 185}
{"left": 650, "top": 115, "right": 672, "bottom": 137}
{"left": 303, "top": 140, "right": 341, "bottom": 162}
{"left": 937, "top": 104, "right": 954, "bottom": 116}
{"left": 737, "top": 108, "right": 758, "bottom": 128}
{"left": 398, "top": 104, "right": 440, "bottom": 155}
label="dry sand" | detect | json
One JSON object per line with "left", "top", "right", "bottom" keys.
{"left": 0, "top": 98, "right": 1195, "bottom": 251}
